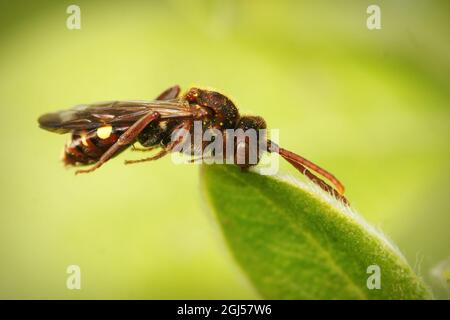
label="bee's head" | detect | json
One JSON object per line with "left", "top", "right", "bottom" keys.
{"left": 231, "top": 116, "right": 267, "bottom": 169}
{"left": 235, "top": 115, "right": 267, "bottom": 132}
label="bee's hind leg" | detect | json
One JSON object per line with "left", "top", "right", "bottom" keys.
{"left": 124, "top": 121, "right": 191, "bottom": 165}
{"left": 75, "top": 111, "right": 161, "bottom": 175}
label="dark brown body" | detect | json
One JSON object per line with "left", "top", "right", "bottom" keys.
{"left": 39, "top": 85, "right": 349, "bottom": 204}
{"left": 59, "top": 86, "right": 241, "bottom": 167}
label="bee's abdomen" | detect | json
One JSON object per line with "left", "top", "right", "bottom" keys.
{"left": 63, "top": 126, "right": 126, "bottom": 166}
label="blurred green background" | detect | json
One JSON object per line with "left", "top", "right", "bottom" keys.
{"left": 0, "top": 0, "right": 448, "bottom": 299}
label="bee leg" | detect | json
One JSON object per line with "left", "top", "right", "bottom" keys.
{"left": 128, "top": 85, "right": 181, "bottom": 155}
{"left": 124, "top": 121, "right": 190, "bottom": 165}
{"left": 131, "top": 144, "right": 158, "bottom": 152}
{"left": 124, "top": 149, "right": 169, "bottom": 164}
{"left": 75, "top": 111, "right": 161, "bottom": 174}
{"left": 155, "top": 85, "right": 181, "bottom": 100}
{"left": 124, "top": 135, "right": 181, "bottom": 164}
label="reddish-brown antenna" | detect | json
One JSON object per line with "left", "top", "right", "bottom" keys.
{"left": 268, "top": 140, "right": 348, "bottom": 205}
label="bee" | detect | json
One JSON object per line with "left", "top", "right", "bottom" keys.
{"left": 38, "top": 85, "right": 348, "bottom": 204}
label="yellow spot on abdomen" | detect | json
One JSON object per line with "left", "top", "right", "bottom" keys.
{"left": 97, "top": 125, "right": 113, "bottom": 139}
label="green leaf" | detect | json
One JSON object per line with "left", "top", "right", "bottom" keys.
{"left": 201, "top": 165, "right": 432, "bottom": 299}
